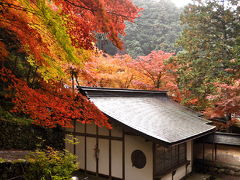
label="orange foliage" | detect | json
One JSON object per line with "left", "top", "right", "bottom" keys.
{"left": 130, "top": 51, "right": 181, "bottom": 100}
{"left": 205, "top": 79, "right": 240, "bottom": 120}
{"left": 0, "top": 0, "right": 140, "bottom": 128}
{"left": 0, "top": 67, "right": 110, "bottom": 128}
{"left": 52, "top": 0, "right": 140, "bottom": 49}
{"left": 80, "top": 51, "right": 181, "bottom": 101}
{"left": 80, "top": 54, "right": 136, "bottom": 88}
{"left": 0, "top": 41, "right": 8, "bottom": 61}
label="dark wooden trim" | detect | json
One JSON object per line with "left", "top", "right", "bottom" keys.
{"left": 172, "top": 170, "right": 176, "bottom": 180}
{"left": 185, "top": 161, "right": 190, "bottom": 176}
{"left": 154, "top": 143, "right": 187, "bottom": 177}
{"left": 212, "top": 132, "right": 215, "bottom": 161}
{"left": 196, "top": 131, "right": 240, "bottom": 147}
{"left": 202, "top": 143, "right": 205, "bottom": 161}
{"left": 215, "top": 144, "right": 217, "bottom": 160}
{"left": 152, "top": 143, "right": 156, "bottom": 180}
{"left": 212, "top": 144, "right": 214, "bottom": 161}
{"left": 65, "top": 131, "right": 123, "bottom": 141}
{"left": 96, "top": 126, "right": 99, "bottom": 176}
{"left": 122, "top": 129, "right": 125, "bottom": 180}
{"left": 84, "top": 123, "right": 87, "bottom": 174}
{"left": 73, "top": 120, "right": 76, "bottom": 155}
{"left": 185, "top": 143, "right": 187, "bottom": 161}
{"left": 109, "top": 129, "right": 112, "bottom": 179}
{"left": 177, "top": 145, "right": 180, "bottom": 162}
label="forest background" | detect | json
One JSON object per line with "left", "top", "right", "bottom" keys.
{"left": 0, "top": 0, "right": 240, "bottom": 131}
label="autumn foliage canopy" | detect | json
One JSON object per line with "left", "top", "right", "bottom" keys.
{"left": 0, "top": 0, "right": 140, "bottom": 128}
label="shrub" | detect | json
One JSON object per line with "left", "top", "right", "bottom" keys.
{"left": 24, "top": 147, "right": 78, "bottom": 180}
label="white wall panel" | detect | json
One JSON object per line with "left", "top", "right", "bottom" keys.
{"left": 111, "top": 124, "right": 122, "bottom": 137}
{"left": 65, "top": 134, "right": 74, "bottom": 154}
{"left": 76, "top": 136, "right": 85, "bottom": 169}
{"left": 86, "top": 137, "right": 96, "bottom": 172}
{"left": 125, "top": 135, "right": 153, "bottom": 180}
{"left": 99, "top": 139, "right": 109, "bottom": 175}
{"left": 174, "top": 166, "right": 186, "bottom": 180}
{"left": 112, "top": 140, "right": 123, "bottom": 178}
{"left": 86, "top": 124, "right": 96, "bottom": 134}
{"left": 76, "top": 123, "right": 85, "bottom": 133}
{"left": 99, "top": 127, "right": 109, "bottom": 136}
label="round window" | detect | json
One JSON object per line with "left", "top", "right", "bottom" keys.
{"left": 131, "top": 150, "right": 146, "bottom": 169}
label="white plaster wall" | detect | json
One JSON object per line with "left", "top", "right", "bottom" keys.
{"left": 161, "top": 165, "right": 186, "bottom": 180}
{"left": 65, "top": 134, "right": 74, "bottom": 154}
{"left": 174, "top": 166, "right": 186, "bottom": 180}
{"left": 112, "top": 140, "right": 123, "bottom": 178}
{"left": 99, "top": 127, "right": 109, "bottom": 136}
{"left": 99, "top": 139, "right": 109, "bottom": 175}
{"left": 86, "top": 124, "right": 96, "bottom": 134}
{"left": 76, "top": 136, "right": 85, "bottom": 169}
{"left": 111, "top": 124, "right": 122, "bottom": 137}
{"left": 125, "top": 135, "right": 153, "bottom": 180}
{"left": 76, "top": 123, "right": 85, "bottom": 133}
{"left": 86, "top": 137, "right": 96, "bottom": 172}
{"left": 161, "top": 173, "right": 172, "bottom": 180}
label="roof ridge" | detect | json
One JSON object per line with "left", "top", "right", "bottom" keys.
{"left": 79, "top": 86, "right": 168, "bottom": 96}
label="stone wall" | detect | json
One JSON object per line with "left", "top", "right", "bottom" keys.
{"left": 194, "top": 159, "right": 240, "bottom": 176}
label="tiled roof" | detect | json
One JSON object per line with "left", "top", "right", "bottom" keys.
{"left": 81, "top": 87, "right": 215, "bottom": 145}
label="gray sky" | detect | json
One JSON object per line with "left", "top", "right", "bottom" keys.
{"left": 170, "top": 0, "right": 192, "bottom": 7}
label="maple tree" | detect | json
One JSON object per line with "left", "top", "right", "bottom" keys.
{"left": 79, "top": 54, "right": 137, "bottom": 88}
{"left": 131, "top": 51, "right": 174, "bottom": 88}
{"left": 205, "top": 79, "right": 240, "bottom": 119}
{"left": 79, "top": 51, "right": 181, "bottom": 101}
{"left": 130, "top": 51, "right": 181, "bottom": 101}
{"left": 0, "top": 67, "right": 110, "bottom": 128}
{"left": 0, "top": 0, "right": 140, "bottom": 128}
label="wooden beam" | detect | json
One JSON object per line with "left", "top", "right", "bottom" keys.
{"left": 65, "top": 131, "right": 123, "bottom": 141}
{"left": 122, "top": 129, "right": 125, "bottom": 180}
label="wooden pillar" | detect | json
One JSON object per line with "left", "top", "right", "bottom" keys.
{"left": 73, "top": 120, "right": 76, "bottom": 155}
{"left": 84, "top": 123, "right": 87, "bottom": 174}
{"left": 202, "top": 143, "right": 205, "bottom": 171}
{"left": 109, "top": 129, "right": 112, "bottom": 180}
{"left": 202, "top": 143, "right": 205, "bottom": 161}
{"left": 212, "top": 134, "right": 215, "bottom": 161}
{"left": 96, "top": 126, "right": 99, "bottom": 176}
{"left": 215, "top": 144, "right": 217, "bottom": 161}
{"left": 122, "top": 129, "right": 125, "bottom": 180}
{"left": 152, "top": 143, "right": 156, "bottom": 180}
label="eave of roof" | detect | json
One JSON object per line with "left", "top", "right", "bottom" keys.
{"left": 197, "top": 132, "right": 240, "bottom": 146}
{"left": 80, "top": 87, "right": 216, "bottom": 146}
{"left": 80, "top": 86, "right": 167, "bottom": 97}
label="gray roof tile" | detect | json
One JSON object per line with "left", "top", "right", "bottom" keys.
{"left": 81, "top": 87, "right": 215, "bottom": 144}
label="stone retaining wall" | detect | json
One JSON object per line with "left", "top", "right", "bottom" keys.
{"left": 195, "top": 159, "right": 240, "bottom": 176}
